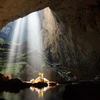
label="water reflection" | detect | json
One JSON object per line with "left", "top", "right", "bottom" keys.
{"left": 30, "top": 85, "right": 57, "bottom": 98}
{"left": 0, "top": 72, "right": 63, "bottom": 100}
{"left": 1, "top": 85, "right": 64, "bottom": 100}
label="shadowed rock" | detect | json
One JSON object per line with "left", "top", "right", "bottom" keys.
{"left": 62, "top": 80, "right": 100, "bottom": 100}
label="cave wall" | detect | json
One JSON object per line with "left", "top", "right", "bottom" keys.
{"left": 51, "top": 0, "right": 100, "bottom": 79}
{"left": 40, "top": 8, "right": 81, "bottom": 80}
{"left": 41, "top": 0, "right": 100, "bottom": 79}
{"left": 0, "top": 0, "right": 100, "bottom": 79}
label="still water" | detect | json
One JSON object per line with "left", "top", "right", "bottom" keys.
{"left": 0, "top": 85, "right": 65, "bottom": 100}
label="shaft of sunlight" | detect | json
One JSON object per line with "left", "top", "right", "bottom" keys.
{"left": 27, "top": 12, "right": 41, "bottom": 52}
{"left": 16, "top": 17, "right": 27, "bottom": 62}
{"left": 7, "top": 19, "right": 22, "bottom": 64}
{"left": 6, "top": 17, "right": 28, "bottom": 73}
{"left": 6, "top": 11, "right": 44, "bottom": 74}
{"left": 27, "top": 12, "right": 43, "bottom": 72}
{"left": 6, "top": 19, "right": 22, "bottom": 73}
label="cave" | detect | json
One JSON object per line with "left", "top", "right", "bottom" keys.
{"left": 0, "top": 0, "right": 100, "bottom": 100}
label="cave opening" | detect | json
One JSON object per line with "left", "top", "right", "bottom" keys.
{"left": 0, "top": 7, "right": 63, "bottom": 82}
{"left": 6, "top": 9, "right": 44, "bottom": 79}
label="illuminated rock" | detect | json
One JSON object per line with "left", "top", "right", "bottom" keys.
{"left": 30, "top": 79, "right": 35, "bottom": 84}
{"left": 32, "top": 73, "right": 49, "bottom": 83}
{"left": 3, "top": 74, "right": 12, "bottom": 80}
{"left": 34, "top": 77, "right": 49, "bottom": 83}
{"left": 30, "top": 73, "right": 58, "bottom": 87}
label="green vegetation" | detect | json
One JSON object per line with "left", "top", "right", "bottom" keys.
{"left": 0, "top": 38, "right": 5, "bottom": 44}
{"left": 0, "top": 38, "right": 28, "bottom": 77}
{"left": 5, "top": 62, "right": 27, "bottom": 74}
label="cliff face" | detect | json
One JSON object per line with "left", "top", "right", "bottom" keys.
{"left": 0, "top": 0, "right": 100, "bottom": 79}
{"left": 41, "top": 1, "right": 100, "bottom": 79}
{"left": 52, "top": 0, "right": 100, "bottom": 79}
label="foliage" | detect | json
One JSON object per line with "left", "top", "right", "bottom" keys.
{"left": 5, "top": 62, "right": 27, "bottom": 75}
{"left": 0, "top": 48, "right": 5, "bottom": 50}
{"left": 0, "top": 38, "right": 5, "bottom": 44}
{"left": 0, "top": 41, "right": 27, "bottom": 76}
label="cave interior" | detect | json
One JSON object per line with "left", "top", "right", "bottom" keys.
{"left": 0, "top": 0, "right": 100, "bottom": 100}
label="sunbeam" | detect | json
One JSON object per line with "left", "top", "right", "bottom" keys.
{"left": 0, "top": 7, "right": 61, "bottom": 100}
{"left": 8, "top": 19, "right": 22, "bottom": 63}
{"left": 6, "top": 19, "right": 22, "bottom": 73}
{"left": 27, "top": 12, "right": 43, "bottom": 72}
{"left": 6, "top": 11, "right": 44, "bottom": 75}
